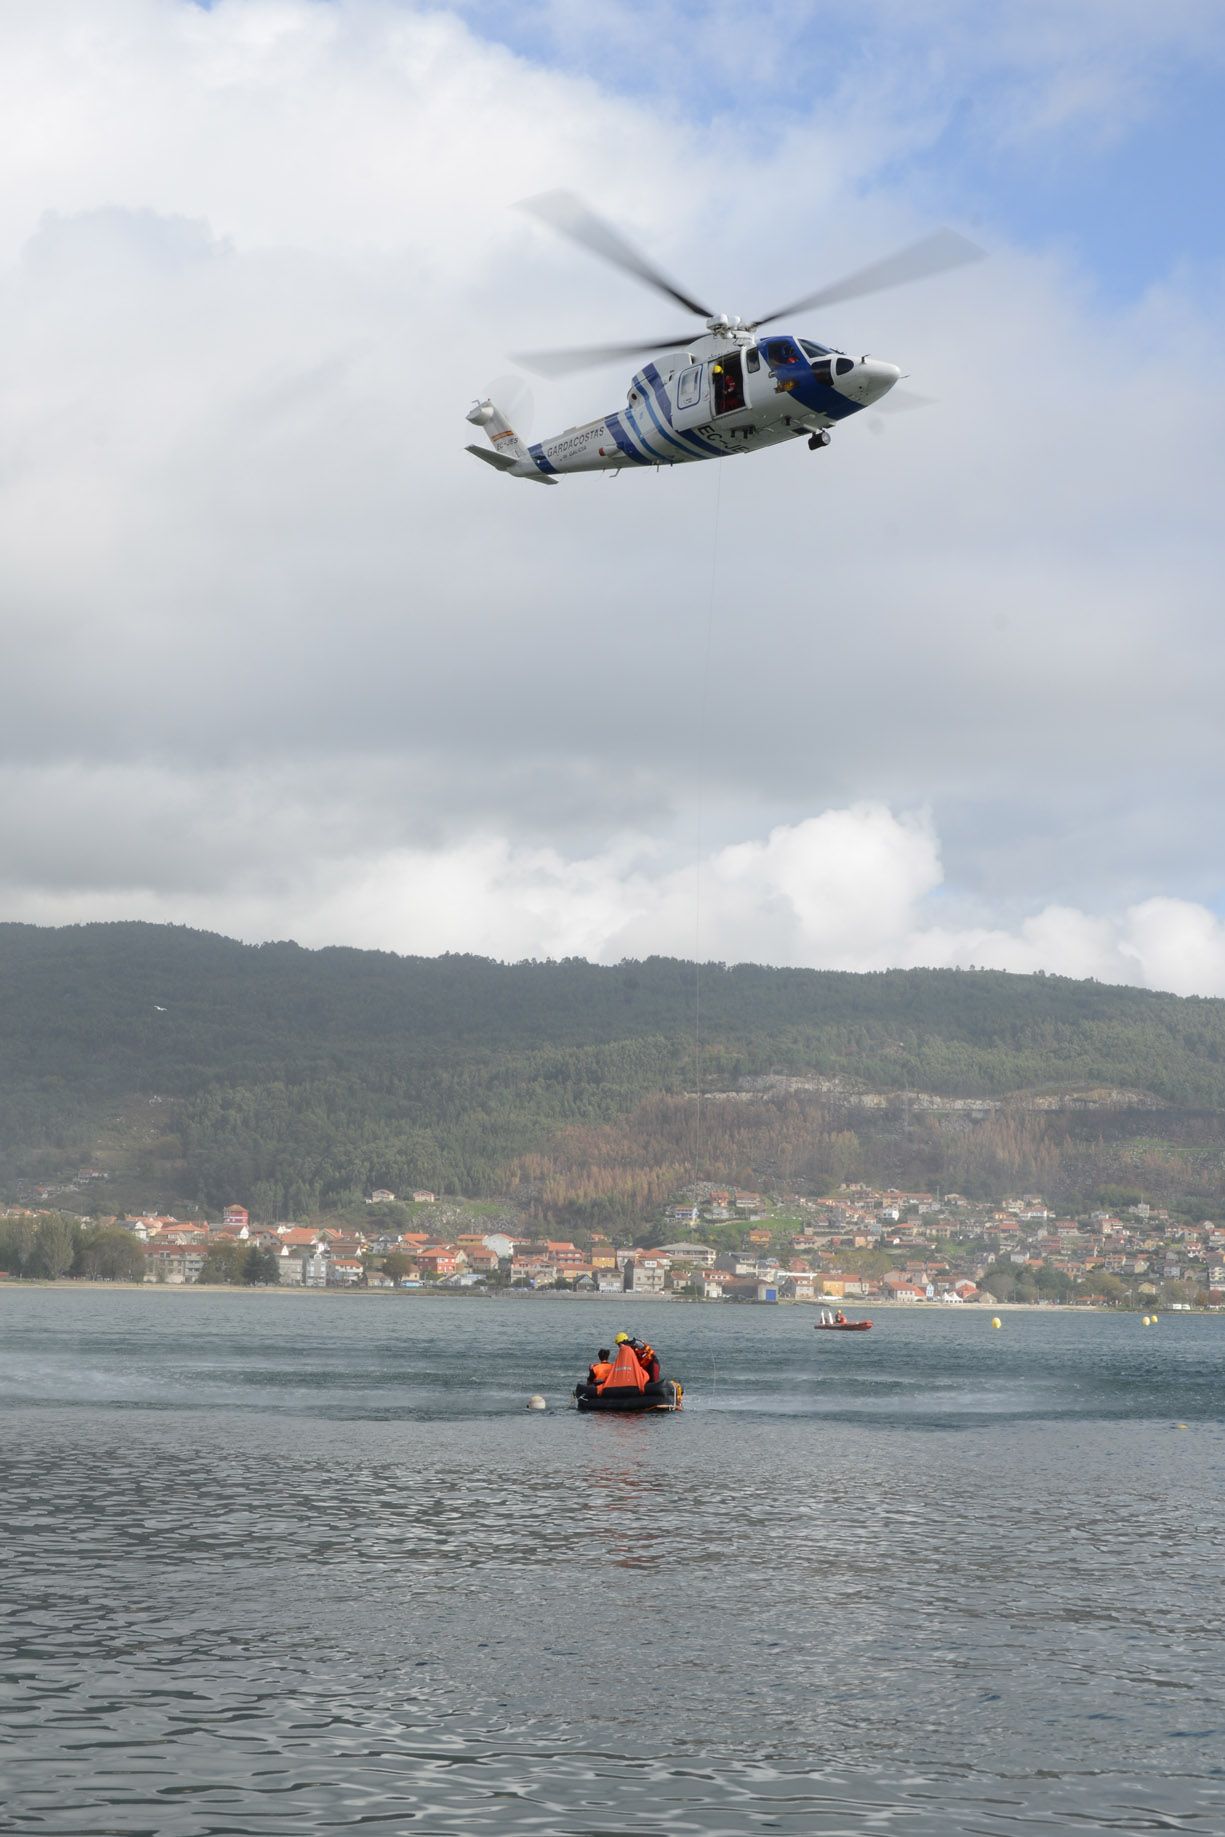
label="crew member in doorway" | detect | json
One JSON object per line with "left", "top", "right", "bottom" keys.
{"left": 713, "top": 361, "right": 744, "bottom": 416}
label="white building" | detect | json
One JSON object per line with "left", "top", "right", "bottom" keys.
{"left": 144, "top": 1246, "right": 205, "bottom": 1284}
{"left": 624, "top": 1257, "right": 668, "bottom": 1293}
{"left": 656, "top": 1242, "right": 716, "bottom": 1268}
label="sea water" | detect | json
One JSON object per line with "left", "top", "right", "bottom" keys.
{"left": 1, "top": 1289, "right": 1222, "bottom": 1835}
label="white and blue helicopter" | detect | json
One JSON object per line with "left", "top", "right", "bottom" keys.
{"left": 467, "top": 192, "right": 982, "bottom": 484}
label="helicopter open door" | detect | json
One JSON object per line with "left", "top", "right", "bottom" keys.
{"left": 712, "top": 351, "right": 745, "bottom": 415}
{"left": 673, "top": 361, "right": 710, "bottom": 431}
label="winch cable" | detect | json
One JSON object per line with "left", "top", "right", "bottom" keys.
{"left": 692, "top": 458, "right": 723, "bottom": 1300}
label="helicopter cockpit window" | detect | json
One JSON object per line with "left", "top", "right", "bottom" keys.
{"left": 763, "top": 339, "right": 799, "bottom": 366}
{"left": 836, "top": 356, "right": 854, "bottom": 376}
{"left": 800, "top": 340, "right": 829, "bottom": 360}
{"left": 745, "top": 345, "right": 760, "bottom": 372}
{"left": 676, "top": 364, "right": 704, "bottom": 409}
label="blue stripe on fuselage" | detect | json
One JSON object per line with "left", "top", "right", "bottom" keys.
{"left": 631, "top": 374, "right": 699, "bottom": 461}
{"left": 604, "top": 412, "right": 649, "bottom": 465}
{"left": 641, "top": 363, "right": 724, "bottom": 456}
{"left": 528, "top": 442, "right": 557, "bottom": 474}
{"left": 762, "top": 339, "right": 860, "bottom": 423}
{"left": 791, "top": 377, "right": 861, "bottom": 421}
{"left": 623, "top": 393, "right": 676, "bottom": 462}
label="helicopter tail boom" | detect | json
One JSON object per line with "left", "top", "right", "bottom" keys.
{"left": 464, "top": 398, "right": 556, "bottom": 484}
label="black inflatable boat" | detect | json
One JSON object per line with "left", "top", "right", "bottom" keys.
{"left": 574, "top": 1377, "right": 684, "bottom": 1412}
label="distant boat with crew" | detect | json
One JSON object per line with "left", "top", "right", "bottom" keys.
{"left": 815, "top": 1308, "right": 873, "bottom": 1332}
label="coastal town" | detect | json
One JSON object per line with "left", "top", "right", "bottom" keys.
{"left": 5, "top": 1180, "right": 1225, "bottom": 1307}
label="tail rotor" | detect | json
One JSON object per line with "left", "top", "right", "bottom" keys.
{"left": 485, "top": 374, "right": 534, "bottom": 440}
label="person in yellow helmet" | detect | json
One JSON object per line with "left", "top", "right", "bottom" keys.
{"left": 613, "top": 1329, "right": 660, "bottom": 1381}
{"left": 614, "top": 1332, "right": 661, "bottom": 1381}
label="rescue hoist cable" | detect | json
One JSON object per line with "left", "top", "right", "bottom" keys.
{"left": 692, "top": 459, "right": 723, "bottom": 1208}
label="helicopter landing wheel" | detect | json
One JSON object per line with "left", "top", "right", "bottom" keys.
{"left": 808, "top": 430, "right": 831, "bottom": 451}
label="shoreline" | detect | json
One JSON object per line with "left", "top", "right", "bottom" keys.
{"left": 0, "top": 1280, "right": 1201, "bottom": 1313}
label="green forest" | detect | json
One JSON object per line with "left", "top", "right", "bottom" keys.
{"left": 3, "top": 920, "right": 1225, "bottom": 1224}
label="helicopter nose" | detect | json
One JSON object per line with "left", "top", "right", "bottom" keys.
{"left": 855, "top": 358, "right": 901, "bottom": 404}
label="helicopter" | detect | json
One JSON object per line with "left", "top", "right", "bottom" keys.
{"left": 466, "top": 191, "right": 983, "bottom": 484}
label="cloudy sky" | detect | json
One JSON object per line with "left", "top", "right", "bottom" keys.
{"left": 2, "top": 0, "right": 1224, "bottom": 990}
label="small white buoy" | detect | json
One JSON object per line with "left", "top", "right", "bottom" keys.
{"left": 527, "top": 1394, "right": 547, "bottom": 1411}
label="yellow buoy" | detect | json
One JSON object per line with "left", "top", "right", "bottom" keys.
{"left": 1176, "top": 1423, "right": 1189, "bottom": 1430}
{"left": 991, "top": 1316, "right": 1002, "bottom": 1329}
{"left": 1142, "top": 1315, "right": 1151, "bottom": 1326}
{"left": 1151, "top": 1314, "right": 1158, "bottom": 1322}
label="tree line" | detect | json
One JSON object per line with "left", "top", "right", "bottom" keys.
{"left": 0, "top": 1211, "right": 280, "bottom": 1283}
{"left": 0, "top": 1211, "right": 147, "bottom": 1281}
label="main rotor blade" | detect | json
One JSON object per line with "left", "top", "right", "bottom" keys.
{"left": 511, "top": 336, "right": 699, "bottom": 378}
{"left": 519, "top": 190, "right": 713, "bottom": 320}
{"left": 752, "top": 228, "right": 985, "bottom": 328}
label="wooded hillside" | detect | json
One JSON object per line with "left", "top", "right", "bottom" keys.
{"left": 3, "top": 921, "right": 1224, "bottom": 1222}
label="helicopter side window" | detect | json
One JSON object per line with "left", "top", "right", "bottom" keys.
{"left": 836, "top": 357, "right": 854, "bottom": 377}
{"left": 811, "top": 358, "right": 833, "bottom": 385}
{"left": 676, "top": 364, "right": 704, "bottom": 409}
{"left": 745, "top": 346, "right": 760, "bottom": 373}
{"left": 763, "top": 339, "right": 799, "bottom": 366}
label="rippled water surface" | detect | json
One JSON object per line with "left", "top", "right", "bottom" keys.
{"left": 2, "top": 1290, "right": 1223, "bottom": 1834}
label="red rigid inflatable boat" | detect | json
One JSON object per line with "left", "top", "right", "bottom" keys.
{"left": 814, "top": 1319, "right": 873, "bottom": 1331}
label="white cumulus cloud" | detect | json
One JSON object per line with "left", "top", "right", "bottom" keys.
{"left": 5, "top": 794, "right": 1223, "bottom": 997}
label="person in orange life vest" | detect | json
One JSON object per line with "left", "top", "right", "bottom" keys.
{"left": 629, "top": 1336, "right": 661, "bottom": 1383}
{"left": 587, "top": 1348, "right": 614, "bottom": 1387}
